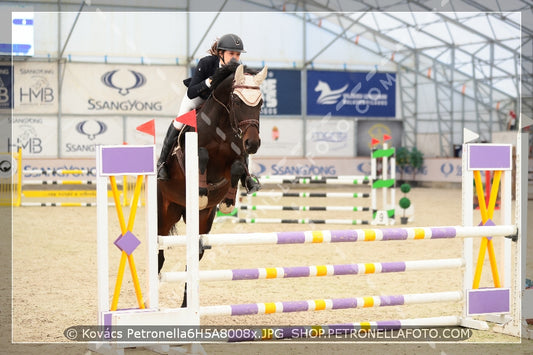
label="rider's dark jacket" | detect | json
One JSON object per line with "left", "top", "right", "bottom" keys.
{"left": 183, "top": 55, "right": 220, "bottom": 100}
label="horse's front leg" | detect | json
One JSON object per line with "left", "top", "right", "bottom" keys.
{"left": 219, "top": 160, "right": 245, "bottom": 214}
{"left": 198, "top": 147, "right": 209, "bottom": 210}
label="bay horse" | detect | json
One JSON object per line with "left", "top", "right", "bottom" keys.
{"left": 157, "top": 62, "right": 267, "bottom": 304}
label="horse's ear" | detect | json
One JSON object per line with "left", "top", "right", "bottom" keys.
{"left": 235, "top": 64, "right": 245, "bottom": 84}
{"left": 254, "top": 66, "right": 268, "bottom": 85}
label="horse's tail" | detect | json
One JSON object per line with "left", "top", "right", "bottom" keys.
{"left": 169, "top": 223, "right": 179, "bottom": 237}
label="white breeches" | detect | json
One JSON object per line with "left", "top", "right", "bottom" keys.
{"left": 173, "top": 94, "right": 205, "bottom": 129}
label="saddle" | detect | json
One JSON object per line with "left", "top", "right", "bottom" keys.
{"left": 172, "top": 125, "right": 194, "bottom": 174}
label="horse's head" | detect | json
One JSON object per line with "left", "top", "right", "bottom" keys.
{"left": 231, "top": 64, "right": 267, "bottom": 154}
{"left": 210, "top": 62, "right": 267, "bottom": 155}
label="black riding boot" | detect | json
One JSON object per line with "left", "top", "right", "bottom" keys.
{"left": 157, "top": 124, "right": 180, "bottom": 180}
{"left": 241, "top": 155, "right": 262, "bottom": 193}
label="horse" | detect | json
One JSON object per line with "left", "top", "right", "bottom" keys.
{"left": 157, "top": 62, "right": 267, "bottom": 305}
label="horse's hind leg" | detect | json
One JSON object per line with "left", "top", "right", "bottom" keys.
{"left": 157, "top": 201, "right": 183, "bottom": 274}
{"left": 180, "top": 207, "right": 216, "bottom": 308}
{"left": 219, "top": 160, "right": 245, "bottom": 214}
{"left": 198, "top": 147, "right": 209, "bottom": 210}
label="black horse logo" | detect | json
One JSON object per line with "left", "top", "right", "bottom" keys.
{"left": 0, "top": 160, "right": 11, "bottom": 173}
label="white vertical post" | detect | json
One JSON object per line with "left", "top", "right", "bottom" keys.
{"left": 462, "top": 143, "right": 474, "bottom": 318}
{"left": 370, "top": 149, "right": 377, "bottom": 221}
{"left": 96, "top": 146, "right": 109, "bottom": 325}
{"left": 390, "top": 156, "right": 396, "bottom": 224}
{"left": 382, "top": 143, "right": 388, "bottom": 212}
{"left": 371, "top": 150, "right": 377, "bottom": 180}
{"left": 518, "top": 131, "right": 531, "bottom": 337}
{"left": 501, "top": 167, "right": 512, "bottom": 288}
{"left": 145, "top": 172, "right": 158, "bottom": 309}
{"left": 185, "top": 132, "right": 200, "bottom": 318}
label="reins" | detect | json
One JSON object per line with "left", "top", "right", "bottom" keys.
{"left": 211, "top": 81, "right": 261, "bottom": 138}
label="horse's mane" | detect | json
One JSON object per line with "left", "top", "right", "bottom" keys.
{"left": 210, "top": 61, "right": 258, "bottom": 90}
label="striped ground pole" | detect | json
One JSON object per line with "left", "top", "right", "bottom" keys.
{"left": 241, "top": 192, "right": 371, "bottom": 198}
{"left": 22, "top": 168, "right": 93, "bottom": 175}
{"left": 160, "top": 258, "right": 464, "bottom": 283}
{"left": 22, "top": 180, "right": 95, "bottom": 185}
{"left": 259, "top": 175, "right": 371, "bottom": 181}
{"left": 199, "top": 291, "right": 462, "bottom": 317}
{"left": 239, "top": 205, "right": 370, "bottom": 212}
{"left": 226, "top": 316, "right": 462, "bottom": 342}
{"left": 19, "top": 202, "right": 116, "bottom": 207}
{"left": 159, "top": 225, "right": 517, "bottom": 247}
{"left": 237, "top": 218, "right": 370, "bottom": 225}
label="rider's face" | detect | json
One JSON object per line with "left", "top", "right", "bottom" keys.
{"left": 222, "top": 50, "right": 241, "bottom": 64}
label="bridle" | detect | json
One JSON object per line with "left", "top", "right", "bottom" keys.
{"left": 211, "top": 82, "right": 261, "bottom": 138}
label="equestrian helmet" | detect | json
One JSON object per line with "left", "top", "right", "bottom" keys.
{"left": 217, "top": 34, "right": 246, "bottom": 53}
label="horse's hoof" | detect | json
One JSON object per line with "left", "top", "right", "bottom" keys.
{"left": 199, "top": 195, "right": 208, "bottom": 210}
{"left": 218, "top": 201, "right": 234, "bottom": 214}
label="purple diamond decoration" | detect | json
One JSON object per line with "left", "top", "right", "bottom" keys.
{"left": 114, "top": 231, "right": 141, "bottom": 255}
{"left": 478, "top": 219, "right": 495, "bottom": 240}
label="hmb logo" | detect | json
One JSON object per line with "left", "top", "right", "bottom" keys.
{"left": 101, "top": 69, "right": 146, "bottom": 96}
{"left": 19, "top": 76, "right": 54, "bottom": 104}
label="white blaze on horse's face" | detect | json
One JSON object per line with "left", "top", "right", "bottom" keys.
{"left": 233, "top": 64, "right": 268, "bottom": 107}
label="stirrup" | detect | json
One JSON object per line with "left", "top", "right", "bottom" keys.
{"left": 245, "top": 175, "right": 262, "bottom": 194}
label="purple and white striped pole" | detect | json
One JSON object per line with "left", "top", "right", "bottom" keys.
{"left": 159, "top": 225, "right": 517, "bottom": 248}
{"left": 200, "top": 291, "right": 462, "bottom": 317}
{"left": 161, "top": 258, "right": 464, "bottom": 283}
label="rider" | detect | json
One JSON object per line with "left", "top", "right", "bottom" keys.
{"left": 157, "top": 33, "right": 261, "bottom": 193}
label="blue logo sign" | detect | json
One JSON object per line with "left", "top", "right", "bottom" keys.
{"left": 307, "top": 70, "right": 396, "bottom": 117}
{"left": 260, "top": 69, "right": 301, "bottom": 115}
{"left": 0, "top": 66, "right": 13, "bottom": 109}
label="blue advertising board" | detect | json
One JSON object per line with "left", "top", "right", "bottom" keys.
{"left": 307, "top": 70, "right": 396, "bottom": 117}
{"left": 260, "top": 69, "right": 301, "bottom": 115}
{"left": 0, "top": 65, "right": 13, "bottom": 109}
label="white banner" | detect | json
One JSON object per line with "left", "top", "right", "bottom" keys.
{"left": 251, "top": 157, "right": 367, "bottom": 176}
{"left": 11, "top": 116, "right": 58, "bottom": 157}
{"left": 256, "top": 118, "right": 303, "bottom": 157}
{"left": 13, "top": 62, "right": 58, "bottom": 114}
{"left": 60, "top": 116, "right": 123, "bottom": 157}
{"left": 306, "top": 118, "right": 355, "bottom": 157}
{"left": 61, "top": 63, "right": 186, "bottom": 115}
{"left": 252, "top": 157, "right": 465, "bottom": 183}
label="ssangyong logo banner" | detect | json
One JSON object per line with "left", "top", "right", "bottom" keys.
{"left": 60, "top": 116, "right": 123, "bottom": 157}
{"left": 62, "top": 63, "right": 186, "bottom": 115}
{"left": 307, "top": 70, "right": 396, "bottom": 117}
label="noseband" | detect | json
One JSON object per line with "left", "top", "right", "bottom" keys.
{"left": 212, "top": 83, "right": 261, "bottom": 138}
